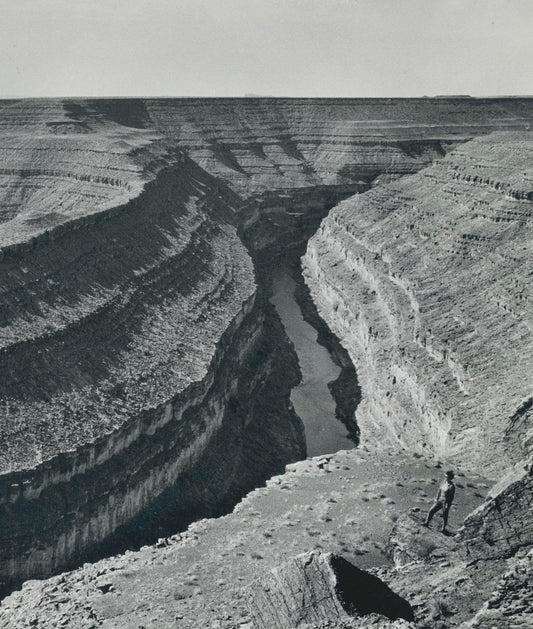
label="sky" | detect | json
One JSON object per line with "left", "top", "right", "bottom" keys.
{"left": 0, "top": 0, "right": 532, "bottom": 98}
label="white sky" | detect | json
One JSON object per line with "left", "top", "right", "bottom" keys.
{"left": 1, "top": 0, "right": 532, "bottom": 97}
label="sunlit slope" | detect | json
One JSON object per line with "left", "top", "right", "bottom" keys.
{"left": 304, "top": 132, "right": 533, "bottom": 476}
{"left": 0, "top": 100, "right": 255, "bottom": 473}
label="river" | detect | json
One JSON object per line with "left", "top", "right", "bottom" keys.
{"left": 270, "top": 270, "right": 356, "bottom": 456}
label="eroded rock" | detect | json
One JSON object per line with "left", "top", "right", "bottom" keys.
{"left": 246, "top": 551, "right": 414, "bottom": 628}
{"left": 387, "top": 513, "right": 458, "bottom": 567}
{"left": 459, "top": 468, "right": 533, "bottom": 563}
{"left": 304, "top": 132, "right": 533, "bottom": 477}
{"left": 465, "top": 548, "right": 533, "bottom": 628}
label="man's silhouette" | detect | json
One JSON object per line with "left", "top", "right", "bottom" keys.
{"left": 423, "top": 470, "right": 455, "bottom": 533}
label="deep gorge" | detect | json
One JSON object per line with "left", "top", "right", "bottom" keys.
{"left": 1, "top": 98, "right": 532, "bottom": 604}
{"left": 0, "top": 164, "right": 364, "bottom": 595}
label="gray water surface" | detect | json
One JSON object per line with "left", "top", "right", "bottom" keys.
{"left": 270, "top": 271, "right": 355, "bottom": 456}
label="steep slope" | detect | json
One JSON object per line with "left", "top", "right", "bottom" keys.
{"left": 0, "top": 102, "right": 304, "bottom": 591}
{"left": 304, "top": 131, "right": 533, "bottom": 476}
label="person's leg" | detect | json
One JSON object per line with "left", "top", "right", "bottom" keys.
{"left": 424, "top": 501, "right": 442, "bottom": 526}
{"left": 442, "top": 504, "right": 450, "bottom": 531}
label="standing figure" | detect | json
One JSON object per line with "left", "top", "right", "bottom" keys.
{"left": 423, "top": 470, "right": 455, "bottom": 533}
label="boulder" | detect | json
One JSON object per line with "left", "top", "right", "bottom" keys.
{"left": 246, "top": 551, "right": 414, "bottom": 628}
{"left": 387, "top": 512, "right": 458, "bottom": 567}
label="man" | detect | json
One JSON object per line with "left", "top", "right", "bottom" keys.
{"left": 422, "top": 470, "right": 455, "bottom": 533}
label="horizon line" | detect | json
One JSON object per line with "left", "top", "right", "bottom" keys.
{"left": 2, "top": 94, "right": 533, "bottom": 101}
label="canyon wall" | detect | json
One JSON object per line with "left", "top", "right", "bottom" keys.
{"left": 58, "top": 97, "right": 533, "bottom": 197}
{"left": 304, "top": 131, "right": 533, "bottom": 476}
{"left": 1, "top": 98, "right": 533, "bottom": 590}
{"left": 143, "top": 97, "right": 533, "bottom": 191}
{"left": 0, "top": 102, "right": 305, "bottom": 590}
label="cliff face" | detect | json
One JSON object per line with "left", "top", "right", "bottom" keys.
{"left": 50, "top": 97, "right": 533, "bottom": 199}
{"left": 303, "top": 132, "right": 533, "bottom": 476}
{"left": 137, "top": 97, "right": 533, "bottom": 195}
{"left": 0, "top": 101, "right": 306, "bottom": 590}
{"left": 0, "top": 99, "right": 532, "bottom": 609}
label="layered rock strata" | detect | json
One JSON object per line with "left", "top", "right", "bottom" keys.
{"left": 304, "top": 132, "right": 533, "bottom": 476}
{"left": 1, "top": 98, "right": 533, "bottom": 609}
{"left": 59, "top": 97, "right": 533, "bottom": 197}
{"left": 142, "top": 97, "right": 533, "bottom": 194}
{"left": 0, "top": 104, "right": 305, "bottom": 590}
{"left": 0, "top": 100, "right": 161, "bottom": 249}
{"left": 246, "top": 550, "right": 414, "bottom": 628}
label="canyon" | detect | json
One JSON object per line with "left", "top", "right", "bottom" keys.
{"left": 0, "top": 98, "right": 532, "bottom": 627}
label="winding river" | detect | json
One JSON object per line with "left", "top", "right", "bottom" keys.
{"left": 270, "top": 270, "right": 355, "bottom": 456}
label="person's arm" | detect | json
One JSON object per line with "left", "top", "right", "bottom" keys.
{"left": 435, "top": 486, "right": 442, "bottom": 501}
{"left": 449, "top": 484, "right": 455, "bottom": 503}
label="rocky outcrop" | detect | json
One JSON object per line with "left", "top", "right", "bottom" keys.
{"left": 387, "top": 513, "right": 459, "bottom": 567}
{"left": 304, "top": 132, "right": 533, "bottom": 476}
{"left": 378, "top": 466, "right": 533, "bottom": 626}
{"left": 465, "top": 548, "right": 533, "bottom": 628}
{"left": 460, "top": 469, "right": 533, "bottom": 564}
{"left": 246, "top": 551, "right": 414, "bottom": 628}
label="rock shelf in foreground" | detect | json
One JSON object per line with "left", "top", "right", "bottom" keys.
{"left": 0, "top": 447, "right": 519, "bottom": 628}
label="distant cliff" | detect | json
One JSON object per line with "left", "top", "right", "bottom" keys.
{"left": 125, "top": 96, "right": 533, "bottom": 193}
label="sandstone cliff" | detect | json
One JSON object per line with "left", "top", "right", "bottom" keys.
{"left": 0, "top": 100, "right": 306, "bottom": 590}
{"left": 304, "top": 131, "right": 533, "bottom": 476}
